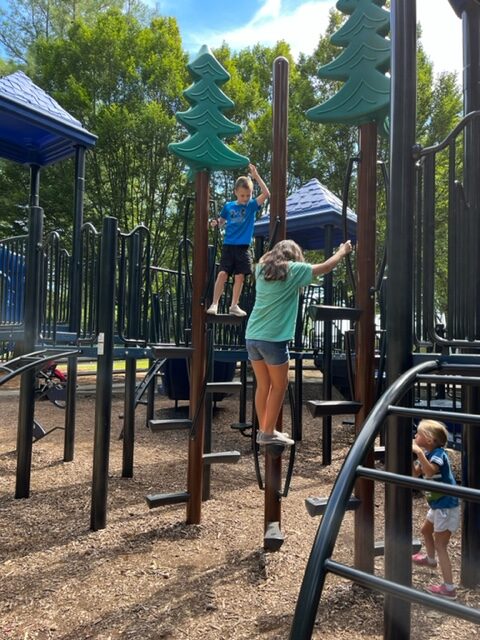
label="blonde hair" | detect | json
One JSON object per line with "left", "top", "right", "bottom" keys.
{"left": 417, "top": 419, "right": 449, "bottom": 448}
{"left": 235, "top": 175, "right": 253, "bottom": 191}
{"left": 258, "top": 239, "right": 305, "bottom": 281}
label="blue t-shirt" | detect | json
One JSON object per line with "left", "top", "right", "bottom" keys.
{"left": 220, "top": 199, "right": 260, "bottom": 245}
{"left": 425, "top": 447, "right": 459, "bottom": 509}
{"left": 246, "top": 262, "right": 313, "bottom": 342}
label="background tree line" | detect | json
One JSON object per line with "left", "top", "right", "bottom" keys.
{"left": 0, "top": 0, "right": 462, "bottom": 278}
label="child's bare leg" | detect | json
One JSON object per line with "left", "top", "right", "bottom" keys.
{"left": 212, "top": 271, "right": 228, "bottom": 305}
{"left": 231, "top": 273, "right": 245, "bottom": 306}
{"left": 262, "top": 362, "right": 289, "bottom": 433}
{"left": 434, "top": 530, "right": 453, "bottom": 584}
{"left": 250, "top": 359, "right": 270, "bottom": 431}
{"left": 421, "top": 519, "right": 436, "bottom": 559}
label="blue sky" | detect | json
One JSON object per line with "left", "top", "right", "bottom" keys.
{"left": 155, "top": 0, "right": 462, "bottom": 78}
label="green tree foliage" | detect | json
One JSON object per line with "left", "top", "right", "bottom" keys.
{"left": 0, "top": 0, "right": 150, "bottom": 63}
{"left": 29, "top": 9, "right": 189, "bottom": 265}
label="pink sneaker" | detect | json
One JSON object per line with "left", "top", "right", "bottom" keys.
{"left": 425, "top": 583, "right": 457, "bottom": 600}
{"left": 412, "top": 552, "right": 437, "bottom": 567}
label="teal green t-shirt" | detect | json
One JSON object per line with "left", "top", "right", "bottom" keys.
{"left": 245, "top": 262, "right": 313, "bottom": 342}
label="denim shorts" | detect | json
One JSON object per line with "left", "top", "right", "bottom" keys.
{"left": 246, "top": 339, "right": 289, "bottom": 366}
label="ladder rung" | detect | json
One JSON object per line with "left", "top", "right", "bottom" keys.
{"left": 145, "top": 491, "right": 190, "bottom": 509}
{"left": 148, "top": 418, "right": 192, "bottom": 432}
{"left": 308, "top": 305, "right": 362, "bottom": 322}
{"left": 206, "top": 381, "right": 242, "bottom": 394}
{"left": 203, "top": 451, "right": 241, "bottom": 465}
{"left": 388, "top": 405, "right": 480, "bottom": 424}
{"left": 307, "top": 400, "right": 362, "bottom": 418}
{"left": 150, "top": 345, "right": 194, "bottom": 359}
{"left": 417, "top": 374, "right": 480, "bottom": 385}
{"left": 305, "top": 495, "right": 361, "bottom": 517}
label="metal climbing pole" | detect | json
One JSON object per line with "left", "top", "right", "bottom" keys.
{"left": 263, "top": 56, "right": 289, "bottom": 551}
{"left": 187, "top": 170, "right": 209, "bottom": 524}
{"left": 384, "top": 1, "right": 417, "bottom": 638}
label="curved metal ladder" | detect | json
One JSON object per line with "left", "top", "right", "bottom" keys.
{"left": 290, "top": 359, "right": 480, "bottom": 638}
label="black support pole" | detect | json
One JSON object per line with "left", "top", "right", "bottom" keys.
{"left": 90, "top": 216, "right": 117, "bottom": 531}
{"left": 322, "top": 224, "right": 334, "bottom": 466}
{"left": 458, "top": 0, "right": 480, "bottom": 589}
{"left": 15, "top": 203, "right": 43, "bottom": 499}
{"left": 384, "top": 2, "right": 416, "bottom": 639}
{"left": 122, "top": 232, "right": 141, "bottom": 478}
{"left": 64, "top": 145, "right": 86, "bottom": 462}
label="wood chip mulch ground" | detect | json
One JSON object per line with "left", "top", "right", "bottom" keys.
{"left": 1, "top": 373, "right": 479, "bottom": 639}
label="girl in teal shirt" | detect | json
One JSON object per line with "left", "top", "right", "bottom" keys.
{"left": 246, "top": 238, "right": 352, "bottom": 447}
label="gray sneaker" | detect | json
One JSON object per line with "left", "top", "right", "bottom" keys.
{"left": 256, "top": 430, "right": 294, "bottom": 447}
{"left": 229, "top": 304, "right": 247, "bottom": 317}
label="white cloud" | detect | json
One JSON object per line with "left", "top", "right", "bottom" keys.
{"left": 188, "top": 0, "right": 463, "bottom": 79}
{"left": 417, "top": 0, "right": 462, "bottom": 77}
{"left": 189, "top": 1, "right": 333, "bottom": 58}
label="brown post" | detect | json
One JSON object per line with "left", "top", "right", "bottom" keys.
{"left": 354, "top": 122, "right": 377, "bottom": 571}
{"left": 186, "top": 170, "right": 209, "bottom": 524}
{"left": 264, "top": 57, "right": 289, "bottom": 546}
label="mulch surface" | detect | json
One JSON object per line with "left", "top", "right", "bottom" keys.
{"left": 0, "top": 374, "right": 479, "bottom": 639}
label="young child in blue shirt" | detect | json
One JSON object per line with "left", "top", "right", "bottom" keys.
{"left": 412, "top": 419, "right": 460, "bottom": 599}
{"left": 207, "top": 163, "right": 270, "bottom": 317}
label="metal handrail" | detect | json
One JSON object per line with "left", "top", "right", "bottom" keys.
{"left": 290, "top": 359, "right": 450, "bottom": 639}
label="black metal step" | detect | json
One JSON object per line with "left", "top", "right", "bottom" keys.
{"left": 148, "top": 418, "right": 192, "bottom": 432}
{"left": 308, "top": 305, "right": 362, "bottom": 322}
{"left": 374, "top": 538, "right": 422, "bottom": 557}
{"left": 206, "top": 381, "right": 242, "bottom": 394}
{"left": 264, "top": 521, "right": 284, "bottom": 551}
{"left": 206, "top": 314, "right": 245, "bottom": 325}
{"left": 307, "top": 400, "right": 362, "bottom": 418}
{"left": 374, "top": 446, "right": 385, "bottom": 461}
{"left": 231, "top": 422, "right": 253, "bottom": 431}
{"left": 202, "top": 451, "right": 241, "bottom": 465}
{"left": 305, "top": 495, "right": 361, "bottom": 517}
{"left": 145, "top": 491, "right": 190, "bottom": 509}
{"left": 149, "top": 344, "right": 194, "bottom": 359}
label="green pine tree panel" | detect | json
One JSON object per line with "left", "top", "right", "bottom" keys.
{"left": 169, "top": 134, "right": 248, "bottom": 172}
{"left": 333, "top": 0, "right": 390, "bottom": 46}
{"left": 307, "top": 0, "right": 390, "bottom": 126}
{"left": 169, "top": 44, "right": 249, "bottom": 173}
{"left": 306, "top": 77, "right": 389, "bottom": 125}
{"left": 176, "top": 104, "right": 243, "bottom": 137}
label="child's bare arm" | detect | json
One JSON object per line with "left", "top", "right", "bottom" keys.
{"left": 412, "top": 443, "right": 439, "bottom": 477}
{"left": 249, "top": 163, "right": 270, "bottom": 205}
{"left": 312, "top": 241, "right": 352, "bottom": 277}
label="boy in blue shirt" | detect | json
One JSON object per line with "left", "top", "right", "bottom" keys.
{"left": 207, "top": 163, "right": 270, "bottom": 317}
{"left": 412, "top": 419, "right": 460, "bottom": 599}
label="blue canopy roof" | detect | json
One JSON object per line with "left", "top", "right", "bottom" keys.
{"left": 254, "top": 178, "right": 357, "bottom": 250}
{"left": 0, "top": 71, "right": 97, "bottom": 166}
